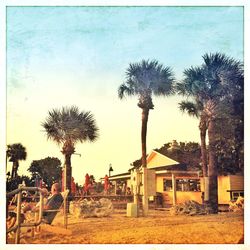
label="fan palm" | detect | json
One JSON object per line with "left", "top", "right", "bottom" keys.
{"left": 177, "top": 52, "right": 243, "bottom": 213}
{"left": 42, "top": 106, "right": 99, "bottom": 192}
{"left": 179, "top": 99, "right": 208, "bottom": 178}
{"left": 118, "top": 59, "right": 175, "bottom": 168}
{"left": 6, "top": 143, "right": 27, "bottom": 179}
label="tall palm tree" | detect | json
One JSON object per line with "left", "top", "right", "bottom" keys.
{"left": 177, "top": 53, "right": 243, "bottom": 213}
{"left": 6, "top": 143, "right": 27, "bottom": 179}
{"left": 42, "top": 106, "right": 99, "bottom": 192}
{"left": 118, "top": 60, "right": 175, "bottom": 168}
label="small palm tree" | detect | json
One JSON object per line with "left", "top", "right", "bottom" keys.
{"left": 118, "top": 60, "right": 175, "bottom": 168}
{"left": 42, "top": 106, "right": 99, "bottom": 192}
{"left": 6, "top": 143, "right": 27, "bottom": 179}
{"left": 177, "top": 52, "right": 243, "bottom": 213}
{"left": 179, "top": 99, "right": 208, "bottom": 178}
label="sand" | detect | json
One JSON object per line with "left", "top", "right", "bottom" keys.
{"left": 7, "top": 209, "right": 244, "bottom": 244}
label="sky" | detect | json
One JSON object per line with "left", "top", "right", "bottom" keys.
{"left": 6, "top": 6, "right": 244, "bottom": 185}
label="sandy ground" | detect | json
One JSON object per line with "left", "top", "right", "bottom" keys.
{"left": 7, "top": 209, "right": 244, "bottom": 244}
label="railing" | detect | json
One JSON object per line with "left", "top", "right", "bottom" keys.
{"left": 7, "top": 186, "right": 44, "bottom": 244}
{"left": 7, "top": 187, "right": 69, "bottom": 244}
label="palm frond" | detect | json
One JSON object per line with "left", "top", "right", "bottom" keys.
{"left": 118, "top": 83, "right": 135, "bottom": 99}
{"left": 42, "top": 106, "right": 99, "bottom": 146}
{"left": 119, "top": 59, "right": 175, "bottom": 108}
{"left": 6, "top": 143, "right": 27, "bottom": 162}
{"left": 178, "top": 101, "right": 200, "bottom": 117}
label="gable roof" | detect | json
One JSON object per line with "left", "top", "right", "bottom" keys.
{"left": 129, "top": 150, "right": 185, "bottom": 172}
{"left": 146, "top": 150, "right": 180, "bottom": 169}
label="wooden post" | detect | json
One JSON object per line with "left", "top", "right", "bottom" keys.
{"left": 15, "top": 191, "right": 22, "bottom": 244}
{"left": 133, "top": 170, "right": 139, "bottom": 205}
{"left": 131, "top": 169, "right": 140, "bottom": 217}
{"left": 172, "top": 173, "right": 177, "bottom": 206}
{"left": 64, "top": 194, "right": 68, "bottom": 229}
{"left": 114, "top": 181, "right": 117, "bottom": 195}
{"left": 204, "top": 176, "right": 209, "bottom": 202}
{"left": 142, "top": 168, "right": 148, "bottom": 216}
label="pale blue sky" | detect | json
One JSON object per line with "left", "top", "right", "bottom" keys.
{"left": 6, "top": 6, "right": 243, "bottom": 183}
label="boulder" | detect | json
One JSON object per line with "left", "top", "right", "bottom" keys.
{"left": 229, "top": 196, "right": 244, "bottom": 212}
{"left": 170, "top": 200, "right": 206, "bottom": 216}
{"left": 70, "top": 198, "right": 114, "bottom": 218}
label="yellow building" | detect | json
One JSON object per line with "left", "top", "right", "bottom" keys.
{"left": 109, "top": 150, "right": 244, "bottom": 207}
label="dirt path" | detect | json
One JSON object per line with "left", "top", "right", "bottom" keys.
{"left": 8, "top": 209, "right": 244, "bottom": 244}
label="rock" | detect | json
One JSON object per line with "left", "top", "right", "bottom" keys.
{"left": 70, "top": 198, "right": 114, "bottom": 218}
{"left": 229, "top": 196, "right": 244, "bottom": 212}
{"left": 170, "top": 200, "right": 206, "bottom": 216}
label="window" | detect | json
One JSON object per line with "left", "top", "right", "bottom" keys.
{"left": 232, "top": 191, "right": 244, "bottom": 201}
{"left": 163, "top": 178, "right": 201, "bottom": 192}
{"left": 176, "top": 179, "right": 200, "bottom": 191}
{"left": 163, "top": 179, "right": 172, "bottom": 191}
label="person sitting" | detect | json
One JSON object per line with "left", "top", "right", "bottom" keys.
{"left": 32, "top": 183, "right": 63, "bottom": 224}
{"left": 41, "top": 183, "right": 63, "bottom": 224}
{"left": 18, "top": 183, "right": 63, "bottom": 225}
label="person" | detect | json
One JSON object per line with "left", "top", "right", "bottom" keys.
{"left": 104, "top": 175, "right": 109, "bottom": 195}
{"left": 23, "top": 183, "right": 63, "bottom": 224}
{"left": 7, "top": 183, "right": 63, "bottom": 230}
{"left": 42, "top": 183, "right": 63, "bottom": 224}
{"left": 84, "top": 173, "right": 90, "bottom": 195}
{"left": 126, "top": 187, "right": 132, "bottom": 195}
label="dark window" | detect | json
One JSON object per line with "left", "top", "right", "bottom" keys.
{"left": 163, "top": 179, "right": 172, "bottom": 191}
{"left": 163, "top": 178, "right": 201, "bottom": 192}
{"left": 176, "top": 179, "right": 200, "bottom": 191}
{"left": 232, "top": 191, "right": 244, "bottom": 201}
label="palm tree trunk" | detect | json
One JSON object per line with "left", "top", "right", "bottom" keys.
{"left": 11, "top": 161, "right": 18, "bottom": 179}
{"left": 199, "top": 119, "right": 208, "bottom": 177}
{"left": 64, "top": 154, "right": 72, "bottom": 192}
{"left": 141, "top": 108, "right": 149, "bottom": 216}
{"left": 141, "top": 108, "right": 149, "bottom": 168}
{"left": 207, "top": 117, "right": 218, "bottom": 213}
{"left": 64, "top": 154, "right": 72, "bottom": 213}
{"left": 199, "top": 119, "right": 209, "bottom": 205}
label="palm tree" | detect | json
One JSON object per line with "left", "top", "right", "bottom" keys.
{"left": 6, "top": 143, "right": 27, "bottom": 179}
{"left": 177, "top": 53, "right": 243, "bottom": 213}
{"left": 118, "top": 60, "right": 175, "bottom": 168}
{"left": 179, "top": 99, "right": 208, "bottom": 178}
{"left": 42, "top": 106, "right": 99, "bottom": 193}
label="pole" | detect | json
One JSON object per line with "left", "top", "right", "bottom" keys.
{"left": 142, "top": 168, "right": 148, "bottom": 216}
{"left": 172, "top": 173, "right": 177, "bottom": 206}
{"left": 15, "top": 191, "right": 22, "bottom": 244}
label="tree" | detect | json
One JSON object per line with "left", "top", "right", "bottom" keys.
{"left": 42, "top": 106, "right": 99, "bottom": 193}
{"left": 6, "top": 175, "right": 33, "bottom": 192}
{"left": 118, "top": 59, "right": 175, "bottom": 169}
{"left": 179, "top": 99, "right": 208, "bottom": 177}
{"left": 155, "top": 141, "right": 201, "bottom": 171}
{"left": 6, "top": 143, "right": 27, "bottom": 179}
{"left": 177, "top": 53, "right": 243, "bottom": 213}
{"left": 213, "top": 104, "right": 243, "bottom": 175}
{"left": 28, "top": 157, "right": 62, "bottom": 189}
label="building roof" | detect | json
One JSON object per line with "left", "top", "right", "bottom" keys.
{"left": 104, "top": 172, "right": 131, "bottom": 181}
{"left": 129, "top": 150, "right": 185, "bottom": 171}
{"left": 108, "top": 150, "right": 190, "bottom": 181}
{"left": 146, "top": 150, "right": 181, "bottom": 168}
